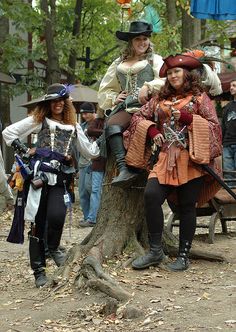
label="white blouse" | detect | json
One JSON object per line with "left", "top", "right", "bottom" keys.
{"left": 2, "top": 116, "right": 100, "bottom": 160}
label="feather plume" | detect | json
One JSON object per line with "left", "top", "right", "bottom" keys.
{"left": 141, "top": 5, "right": 162, "bottom": 33}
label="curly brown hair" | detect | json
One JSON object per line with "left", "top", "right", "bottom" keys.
{"left": 31, "top": 98, "right": 77, "bottom": 126}
{"left": 158, "top": 69, "right": 205, "bottom": 101}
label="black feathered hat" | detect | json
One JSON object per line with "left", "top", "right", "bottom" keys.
{"left": 42, "top": 83, "right": 70, "bottom": 101}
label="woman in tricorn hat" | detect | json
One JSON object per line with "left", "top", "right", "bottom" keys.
{"left": 98, "top": 20, "right": 164, "bottom": 187}
{"left": 3, "top": 83, "right": 100, "bottom": 287}
{"left": 124, "top": 54, "right": 222, "bottom": 271}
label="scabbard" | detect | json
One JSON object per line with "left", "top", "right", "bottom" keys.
{"left": 202, "top": 164, "right": 236, "bottom": 200}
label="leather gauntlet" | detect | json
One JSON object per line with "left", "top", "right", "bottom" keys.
{"left": 11, "top": 138, "right": 29, "bottom": 154}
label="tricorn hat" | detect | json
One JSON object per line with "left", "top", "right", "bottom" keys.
{"left": 116, "top": 21, "right": 153, "bottom": 42}
{"left": 159, "top": 54, "right": 203, "bottom": 78}
{"left": 80, "top": 102, "right": 96, "bottom": 113}
{"left": 42, "top": 83, "right": 70, "bottom": 101}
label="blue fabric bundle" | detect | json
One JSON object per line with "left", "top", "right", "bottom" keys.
{"left": 191, "top": 0, "right": 236, "bottom": 20}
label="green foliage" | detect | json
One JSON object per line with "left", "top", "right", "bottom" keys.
{"left": 1, "top": 34, "right": 28, "bottom": 71}
{"left": 0, "top": 0, "right": 43, "bottom": 32}
{"left": 0, "top": 0, "right": 234, "bottom": 98}
{"left": 176, "top": 0, "right": 190, "bottom": 12}
{"left": 205, "top": 20, "right": 232, "bottom": 45}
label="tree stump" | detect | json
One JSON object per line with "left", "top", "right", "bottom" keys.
{"left": 54, "top": 158, "right": 227, "bottom": 302}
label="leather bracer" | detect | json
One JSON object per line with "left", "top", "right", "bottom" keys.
{"left": 11, "top": 138, "right": 29, "bottom": 154}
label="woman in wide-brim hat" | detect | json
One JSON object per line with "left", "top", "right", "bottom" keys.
{"left": 123, "top": 54, "right": 222, "bottom": 272}
{"left": 98, "top": 20, "right": 164, "bottom": 188}
{"left": 2, "top": 83, "right": 100, "bottom": 288}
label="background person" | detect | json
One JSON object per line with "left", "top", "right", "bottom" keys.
{"left": 78, "top": 102, "right": 105, "bottom": 227}
{"left": 125, "top": 54, "right": 222, "bottom": 271}
{"left": 3, "top": 84, "right": 99, "bottom": 287}
{"left": 221, "top": 79, "right": 236, "bottom": 187}
{"left": 98, "top": 20, "right": 164, "bottom": 187}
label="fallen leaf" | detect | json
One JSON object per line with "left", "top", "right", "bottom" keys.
{"left": 150, "top": 298, "right": 161, "bottom": 303}
{"left": 142, "top": 317, "right": 151, "bottom": 325}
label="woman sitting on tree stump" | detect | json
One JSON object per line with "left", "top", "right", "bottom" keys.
{"left": 124, "top": 54, "right": 222, "bottom": 271}
{"left": 98, "top": 20, "right": 164, "bottom": 188}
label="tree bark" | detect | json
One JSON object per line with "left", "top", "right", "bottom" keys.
{"left": 67, "top": 0, "right": 83, "bottom": 84}
{"left": 0, "top": 16, "right": 14, "bottom": 172}
{"left": 165, "top": 0, "right": 178, "bottom": 51}
{"left": 182, "top": 8, "right": 201, "bottom": 50}
{"left": 40, "top": 0, "right": 61, "bottom": 84}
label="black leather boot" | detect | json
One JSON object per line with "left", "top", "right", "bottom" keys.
{"left": 132, "top": 233, "right": 165, "bottom": 269}
{"left": 167, "top": 240, "right": 191, "bottom": 272}
{"left": 48, "top": 247, "right": 66, "bottom": 267}
{"left": 47, "top": 227, "right": 66, "bottom": 267}
{"left": 107, "top": 130, "right": 137, "bottom": 187}
{"left": 29, "top": 235, "right": 48, "bottom": 288}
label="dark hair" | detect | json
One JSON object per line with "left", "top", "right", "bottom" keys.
{"left": 158, "top": 69, "right": 204, "bottom": 101}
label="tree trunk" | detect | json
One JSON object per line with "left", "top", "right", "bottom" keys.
{"left": 54, "top": 158, "right": 227, "bottom": 302}
{"left": 166, "top": 0, "right": 178, "bottom": 51}
{"left": 0, "top": 16, "right": 14, "bottom": 172}
{"left": 67, "top": 0, "right": 83, "bottom": 84}
{"left": 182, "top": 8, "right": 201, "bottom": 50}
{"left": 40, "top": 0, "right": 61, "bottom": 84}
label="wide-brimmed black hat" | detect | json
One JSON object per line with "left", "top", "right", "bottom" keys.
{"left": 80, "top": 102, "right": 96, "bottom": 113}
{"left": 159, "top": 54, "right": 203, "bottom": 78}
{"left": 116, "top": 21, "right": 153, "bottom": 42}
{"left": 42, "top": 83, "right": 70, "bottom": 101}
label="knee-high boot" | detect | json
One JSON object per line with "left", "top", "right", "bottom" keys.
{"left": 29, "top": 235, "right": 48, "bottom": 287}
{"left": 167, "top": 240, "right": 191, "bottom": 271}
{"left": 106, "top": 125, "right": 137, "bottom": 187}
{"left": 47, "top": 228, "right": 66, "bottom": 267}
{"left": 132, "top": 233, "right": 165, "bottom": 269}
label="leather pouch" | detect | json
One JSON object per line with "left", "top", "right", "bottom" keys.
{"left": 31, "top": 173, "right": 48, "bottom": 190}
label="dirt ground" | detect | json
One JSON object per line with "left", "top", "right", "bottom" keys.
{"left": 0, "top": 193, "right": 236, "bottom": 332}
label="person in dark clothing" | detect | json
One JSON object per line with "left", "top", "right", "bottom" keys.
{"left": 222, "top": 79, "right": 236, "bottom": 188}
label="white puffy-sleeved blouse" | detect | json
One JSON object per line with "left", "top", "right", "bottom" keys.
{"left": 98, "top": 54, "right": 165, "bottom": 112}
{"left": 2, "top": 116, "right": 100, "bottom": 161}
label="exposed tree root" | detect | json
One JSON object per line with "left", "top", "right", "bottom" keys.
{"left": 77, "top": 255, "right": 131, "bottom": 302}
{"left": 189, "top": 249, "right": 227, "bottom": 262}
{"left": 52, "top": 244, "right": 84, "bottom": 285}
